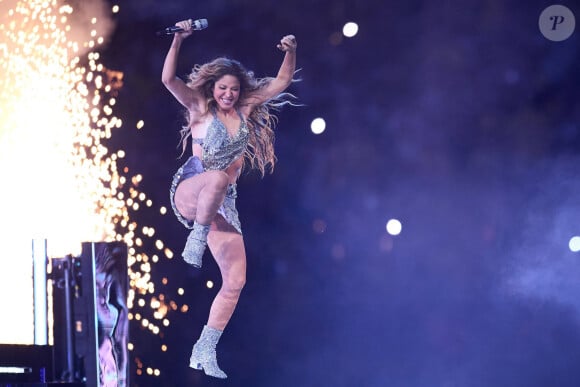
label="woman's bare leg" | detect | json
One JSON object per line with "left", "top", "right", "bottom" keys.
{"left": 189, "top": 216, "right": 246, "bottom": 378}
{"left": 174, "top": 171, "right": 230, "bottom": 266}
{"left": 173, "top": 170, "right": 229, "bottom": 224}
{"left": 206, "top": 216, "right": 247, "bottom": 330}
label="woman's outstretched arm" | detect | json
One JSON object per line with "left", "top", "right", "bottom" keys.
{"left": 161, "top": 19, "right": 200, "bottom": 109}
{"left": 246, "top": 34, "right": 297, "bottom": 106}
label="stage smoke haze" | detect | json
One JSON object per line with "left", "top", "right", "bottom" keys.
{"left": 504, "top": 157, "right": 580, "bottom": 320}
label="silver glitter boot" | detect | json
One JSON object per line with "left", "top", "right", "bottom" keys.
{"left": 189, "top": 325, "right": 227, "bottom": 379}
{"left": 182, "top": 222, "right": 210, "bottom": 268}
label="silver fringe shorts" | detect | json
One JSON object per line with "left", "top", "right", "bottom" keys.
{"left": 169, "top": 156, "right": 242, "bottom": 234}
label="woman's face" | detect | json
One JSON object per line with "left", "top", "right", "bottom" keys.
{"left": 213, "top": 74, "right": 241, "bottom": 111}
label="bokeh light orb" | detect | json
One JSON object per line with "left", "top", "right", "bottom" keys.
{"left": 569, "top": 236, "right": 580, "bottom": 252}
{"left": 311, "top": 117, "right": 326, "bottom": 134}
{"left": 386, "top": 218, "right": 402, "bottom": 236}
{"left": 343, "top": 22, "right": 359, "bottom": 38}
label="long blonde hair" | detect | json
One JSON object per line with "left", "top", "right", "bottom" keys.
{"left": 179, "top": 57, "right": 298, "bottom": 176}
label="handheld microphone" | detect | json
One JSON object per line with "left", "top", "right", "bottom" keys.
{"left": 156, "top": 18, "right": 208, "bottom": 36}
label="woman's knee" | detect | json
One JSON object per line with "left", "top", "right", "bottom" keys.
{"left": 223, "top": 271, "right": 246, "bottom": 294}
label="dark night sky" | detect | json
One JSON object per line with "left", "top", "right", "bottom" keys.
{"left": 98, "top": 1, "right": 580, "bottom": 386}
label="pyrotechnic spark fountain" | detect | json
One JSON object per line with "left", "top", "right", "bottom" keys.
{"left": 0, "top": 0, "right": 182, "bottom": 381}
{"left": 0, "top": 0, "right": 125, "bottom": 254}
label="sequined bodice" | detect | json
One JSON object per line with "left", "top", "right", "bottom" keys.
{"left": 194, "top": 109, "right": 249, "bottom": 171}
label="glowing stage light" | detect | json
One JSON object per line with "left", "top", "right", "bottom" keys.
{"left": 386, "top": 218, "right": 402, "bottom": 236}
{"left": 311, "top": 117, "right": 326, "bottom": 134}
{"left": 569, "top": 236, "right": 580, "bottom": 252}
{"left": 342, "top": 22, "right": 359, "bottom": 38}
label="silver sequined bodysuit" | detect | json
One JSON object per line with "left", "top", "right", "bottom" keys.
{"left": 169, "top": 108, "right": 249, "bottom": 234}
{"left": 192, "top": 108, "right": 249, "bottom": 171}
